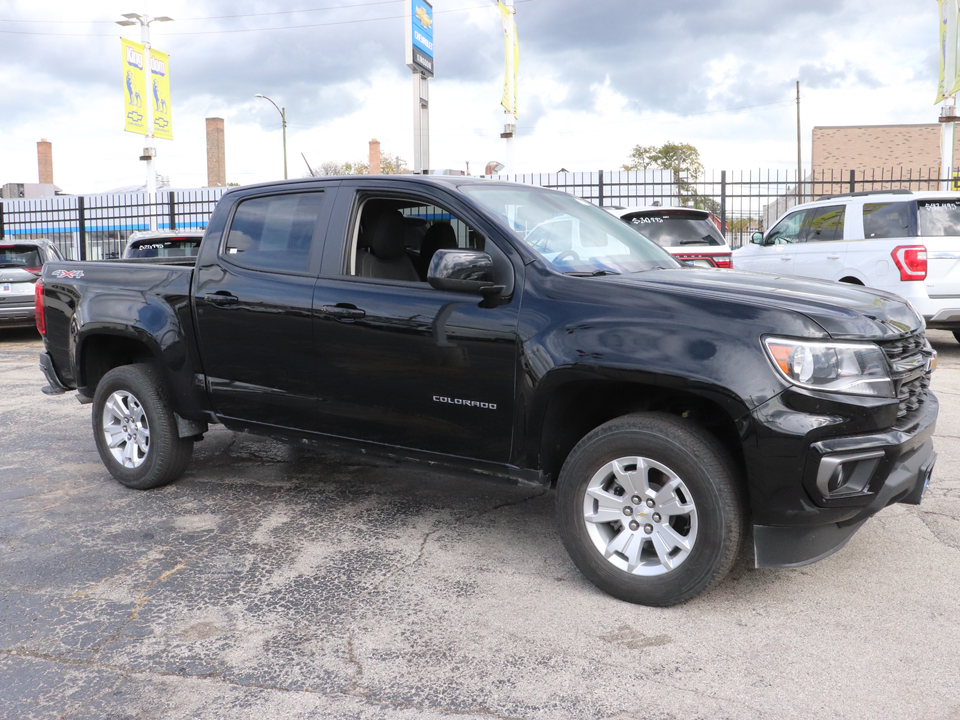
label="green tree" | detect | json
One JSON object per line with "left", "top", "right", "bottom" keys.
{"left": 623, "top": 141, "right": 711, "bottom": 208}
{"left": 312, "top": 152, "right": 407, "bottom": 177}
{"left": 622, "top": 141, "right": 704, "bottom": 183}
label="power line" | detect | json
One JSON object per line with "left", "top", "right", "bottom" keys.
{"left": 0, "top": 0, "right": 402, "bottom": 24}
{"left": 0, "top": 1, "right": 527, "bottom": 37}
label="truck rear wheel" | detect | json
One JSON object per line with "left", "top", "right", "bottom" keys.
{"left": 91, "top": 364, "right": 193, "bottom": 490}
{"left": 556, "top": 413, "right": 745, "bottom": 606}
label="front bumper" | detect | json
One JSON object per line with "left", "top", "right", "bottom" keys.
{"left": 748, "top": 389, "right": 938, "bottom": 568}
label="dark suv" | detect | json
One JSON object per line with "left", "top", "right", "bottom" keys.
{"left": 0, "top": 239, "right": 64, "bottom": 330}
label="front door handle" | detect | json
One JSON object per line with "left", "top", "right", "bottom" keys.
{"left": 202, "top": 292, "right": 238, "bottom": 306}
{"left": 826, "top": 255, "right": 841, "bottom": 260}
{"left": 319, "top": 304, "right": 366, "bottom": 320}
{"left": 780, "top": 257, "right": 792, "bottom": 261}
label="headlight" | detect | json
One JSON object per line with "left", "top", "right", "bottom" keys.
{"left": 763, "top": 337, "right": 894, "bottom": 398}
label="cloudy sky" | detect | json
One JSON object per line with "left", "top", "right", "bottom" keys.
{"left": 0, "top": 0, "right": 942, "bottom": 193}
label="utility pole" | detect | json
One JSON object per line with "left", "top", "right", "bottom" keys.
{"left": 117, "top": 12, "right": 172, "bottom": 230}
{"left": 796, "top": 80, "right": 802, "bottom": 204}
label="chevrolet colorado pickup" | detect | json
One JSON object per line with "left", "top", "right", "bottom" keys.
{"left": 36, "top": 176, "right": 939, "bottom": 606}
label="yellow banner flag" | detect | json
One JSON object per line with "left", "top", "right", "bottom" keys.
{"left": 951, "top": 3, "right": 960, "bottom": 96}
{"left": 150, "top": 48, "right": 174, "bottom": 141}
{"left": 122, "top": 38, "right": 148, "bottom": 135}
{"left": 499, "top": 1, "right": 518, "bottom": 119}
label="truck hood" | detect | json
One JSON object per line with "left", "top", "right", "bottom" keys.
{"left": 601, "top": 267, "right": 923, "bottom": 340}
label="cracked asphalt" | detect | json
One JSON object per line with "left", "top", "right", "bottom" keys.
{"left": 2, "top": 326, "right": 960, "bottom": 720}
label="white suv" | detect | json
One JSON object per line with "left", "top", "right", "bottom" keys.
{"left": 733, "top": 190, "right": 960, "bottom": 340}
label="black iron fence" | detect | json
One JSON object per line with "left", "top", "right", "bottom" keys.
{"left": 490, "top": 166, "right": 949, "bottom": 248}
{"left": 0, "top": 188, "right": 226, "bottom": 260}
{"left": 1, "top": 169, "right": 951, "bottom": 259}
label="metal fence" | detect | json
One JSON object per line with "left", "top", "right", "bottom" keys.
{"left": 0, "top": 188, "right": 226, "bottom": 260}
{"left": 489, "top": 167, "right": 950, "bottom": 248}
{"left": 1, "top": 168, "right": 952, "bottom": 259}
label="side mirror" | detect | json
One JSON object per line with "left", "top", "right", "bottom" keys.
{"left": 427, "top": 249, "right": 503, "bottom": 296}
{"left": 751, "top": 232, "right": 764, "bottom": 245}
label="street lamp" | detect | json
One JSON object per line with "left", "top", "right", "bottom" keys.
{"left": 117, "top": 12, "right": 172, "bottom": 229}
{"left": 255, "top": 94, "right": 288, "bottom": 180}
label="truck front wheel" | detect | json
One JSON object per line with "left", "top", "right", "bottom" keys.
{"left": 91, "top": 364, "right": 193, "bottom": 490}
{"left": 556, "top": 413, "right": 745, "bottom": 606}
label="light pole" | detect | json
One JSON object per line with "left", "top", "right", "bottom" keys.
{"left": 255, "top": 94, "right": 288, "bottom": 180}
{"left": 117, "top": 12, "right": 172, "bottom": 228}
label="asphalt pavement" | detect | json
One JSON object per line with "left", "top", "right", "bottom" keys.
{"left": 1, "top": 326, "right": 959, "bottom": 720}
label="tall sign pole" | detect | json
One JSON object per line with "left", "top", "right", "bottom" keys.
{"left": 499, "top": 0, "right": 518, "bottom": 175}
{"left": 938, "top": 0, "right": 960, "bottom": 189}
{"left": 405, "top": 0, "right": 434, "bottom": 174}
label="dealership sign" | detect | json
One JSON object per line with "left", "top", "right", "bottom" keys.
{"left": 405, "top": 0, "right": 434, "bottom": 77}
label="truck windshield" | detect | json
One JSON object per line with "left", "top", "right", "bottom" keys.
{"left": 460, "top": 184, "right": 679, "bottom": 274}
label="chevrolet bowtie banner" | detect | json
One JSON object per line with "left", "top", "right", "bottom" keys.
{"left": 122, "top": 38, "right": 174, "bottom": 140}
{"left": 150, "top": 48, "right": 174, "bottom": 141}
{"left": 499, "top": 1, "right": 518, "bottom": 119}
{"left": 122, "top": 38, "right": 148, "bottom": 136}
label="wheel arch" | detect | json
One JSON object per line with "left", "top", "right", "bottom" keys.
{"left": 76, "top": 326, "right": 207, "bottom": 421}
{"left": 529, "top": 371, "right": 749, "bottom": 489}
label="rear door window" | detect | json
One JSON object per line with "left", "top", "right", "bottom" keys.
{"left": 863, "top": 202, "right": 916, "bottom": 239}
{"left": 803, "top": 205, "right": 845, "bottom": 242}
{"left": 223, "top": 192, "right": 327, "bottom": 274}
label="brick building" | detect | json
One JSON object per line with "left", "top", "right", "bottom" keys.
{"left": 811, "top": 123, "right": 960, "bottom": 191}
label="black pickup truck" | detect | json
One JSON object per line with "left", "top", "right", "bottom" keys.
{"left": 36, "top": 176, "right": 938, "bottom": 606}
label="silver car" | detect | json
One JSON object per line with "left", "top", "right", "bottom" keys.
{"left": 0, "top": 239, "right": 64, "bottom": 330}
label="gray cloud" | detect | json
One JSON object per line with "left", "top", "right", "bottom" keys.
{"left": 0, "top": 0, "right": 936, "bottom": 136}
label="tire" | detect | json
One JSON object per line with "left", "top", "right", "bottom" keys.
{"left": 556, "top": 413, "right": 745, "bottom": 607}
{"left": 952, "top": 331, "right": 960, "bottom": 344}
{"left": 91, "top": 364, "right": 193, "bottom": 490}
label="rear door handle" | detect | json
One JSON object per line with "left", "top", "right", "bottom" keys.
{"left": 780, "top": 257, "right": 792, "bottom": 261}
{"left": 826, "top": 255, "right": 841, "bottom": 260}
{"left": 319, "top": 304, "right": 366, "bottom": 320}
{"left": 202, "top": 292, "right": 238, "bottom": 306}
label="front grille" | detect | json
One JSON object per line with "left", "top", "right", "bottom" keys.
{"left": 876, "top": 330, "right": 933, "bottom": 424}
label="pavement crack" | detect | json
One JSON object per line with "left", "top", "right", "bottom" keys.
{"left": 88, "top": 561, "right": 190, "bottom": 660}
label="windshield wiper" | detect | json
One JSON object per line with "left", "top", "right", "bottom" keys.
{"left": 678, "top": 237, "right": 712, "bottom": 245}
{"left": 563, "top": 269, "right": 621, "bottom": 277}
